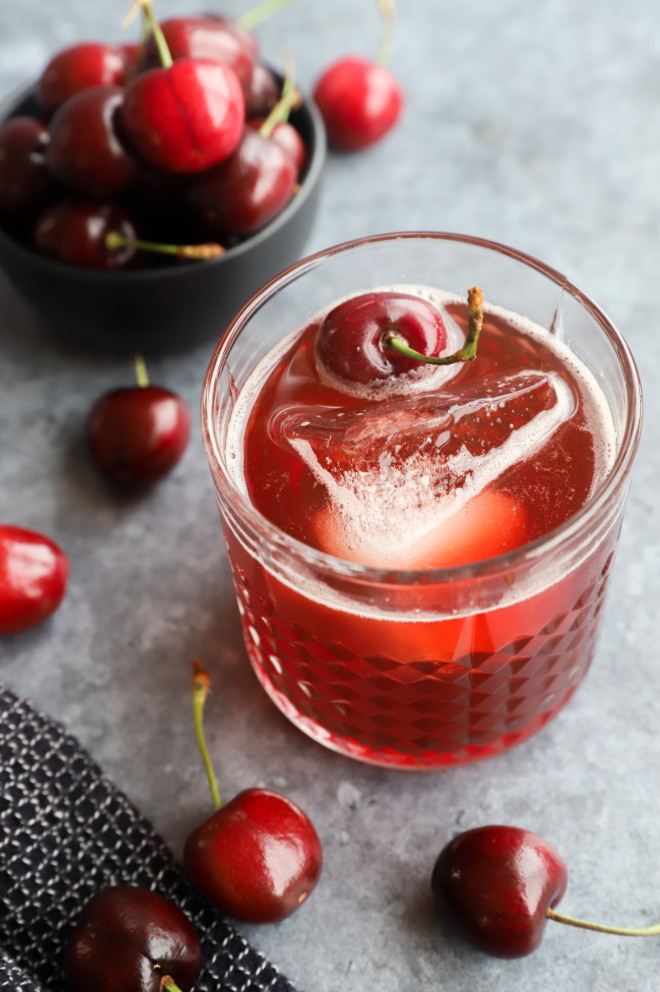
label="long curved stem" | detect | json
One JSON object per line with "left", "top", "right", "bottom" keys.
{"left": 385, "top": 285, "right": 484, "bottom": 366}
{"left": 547, "top": 907, "right": 660, "bottom": 937}
{"left": 124, "top": 0, "right": 172, "bottom": 67}
{"left": 376, "top": 0, "right": 396, "bottom": 68}
{"left": 191, "top": 660, "right": 222, "bottom": 811}
{"left": 237, "top": 0, "right": 299, "bottom": 32}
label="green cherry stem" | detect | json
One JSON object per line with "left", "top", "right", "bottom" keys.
{"left": 259, "top": 72, "right": 301, "bottom": 137}
{"left": 106, "top": 232, "right": 224, "bottom": 260}
{"left": 191, "top": 660, "right": 222, "bottom": 812}
{"left": 160, "top": 977, "right": 184, "bottom": 992}
{"left": 385, "top": 285, "right": 484, "bottom": 366}
{"left": 237, "top": 0, "right": 300, "bottom": 32}
{"left": 134, "top": 353, "right": 149, "bottom": 388}
{"left": 124, "top": 0, "right": 172, "bottom": 68}
{"left": 376, "top": 0, "right": 396, "bottom": 69}
{"left": 547, "top": 907, "right": 660, "bottom": 937}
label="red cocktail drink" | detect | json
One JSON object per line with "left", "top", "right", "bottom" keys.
{"left": 202, "top": 234, "right": 641, "bottom": 768}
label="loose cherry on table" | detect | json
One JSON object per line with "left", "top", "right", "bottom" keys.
{"left": 64, "top": 885, "right": 203, "bottom": 992}
{"left": 316, "top": 287, "right": 483, "bottom": 384}
{"left": 431, "top": 824, "right": 660, "bottom": 959}
{"left": 120, "top": 0, "right": 245, "bottom": 174}
{"left": 37, "top": 41, "right": 127, "bottom": 116}
{"left": 46, "top": 85, "right": 140, "bottom": 197}
{"left": 182, "top": 661, "right": 323, "bottom": 924}
{"left": 87, "top": 355, "right": 191, "bottom": 489}
{"left": 0, "top": 116, "right": 51, "bottom": 217}
{"left": 313, "top": 0, "right": 403, "bottom": 150}
{"left": 0, "top": 525, "right": 68, "bottom": 636}
{"left": 33, "top": 199, "right": 139, "bottom": 269}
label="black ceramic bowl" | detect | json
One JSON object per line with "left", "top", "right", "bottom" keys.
{"left": 0, "top": 79, "right": 325, "bottom": 352}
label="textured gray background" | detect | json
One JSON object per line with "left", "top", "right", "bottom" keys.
{"left": 1, "top": 2, "right": 660, "bottom": 991}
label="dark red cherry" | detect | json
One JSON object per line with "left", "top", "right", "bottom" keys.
{"left": 182, "top": 662, "right": 323, "bottom": 925}
{"left": 185, "top": 127, "right": 296, "bottom": 239}
{"left": 317, "top": 291, "right": 448, "bottom": 384}
{"left": 0, "top": 117, "right": 51, "bottom": 216}
{"left": 63, "top": 885, "right": 203, "bottom": 992}
{"left": 37, "top": 42, "right": 126, "bottom": 116}
{"left": 32, "top": 200, "right": 137, "bottom": 269}
{"left": 0, "top": 525, "right": 68, "bottom": 636}
{"left": 121, "top": 59, "right": 245, "bottom": 173}
{"left": 87, "top": 366, "right": 191, "bottom": 489}
{"left": 244, "top": 62, "right": 279, "bottom": 118}
{"left": 247, "top": 116, "right": 307, "bottom": 177}
{"left": 141, "top": 17, "right": 255, "bottom": 92}
{"left": 46, "top": 86, "right": 140, "bottom": 197}
{"left": 431, "top": 825, "right": 568, "bottom": 959}
{"left": 184, "top": 787, "right": 322, "bottom": 924}
{"left": 313, "top": 56, "right": 403, "bottom": 150}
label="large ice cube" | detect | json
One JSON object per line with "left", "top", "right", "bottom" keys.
{"left": 278, "top": 370, "right": 574, "bottom": 569}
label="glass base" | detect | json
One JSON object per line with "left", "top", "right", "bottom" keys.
{"left": 250, "top": 655, "right": 586, "bottom": 769}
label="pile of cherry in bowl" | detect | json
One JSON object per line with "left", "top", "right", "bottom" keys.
{"left": 0, "top": 6, "right": 311, "bottom": 270}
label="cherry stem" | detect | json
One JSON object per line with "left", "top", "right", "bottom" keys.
{"left": 385, "top": 285, "right": 484, "bottom": 366}
{"left": 191, "top": 660, "right": 222, "bottom": 812}
{"left": 547, "top": 907, "right": 660, "bottom": 937}
{"left": 160, "top": 977, "right": 184, "bottom": 992}
{"left": 260, "top": 59, "right": 301, "bottom": 136}
{"left": 106, "top": 232, "right": 224, "bottom": 260}
{"left": 376, "top": 0, "right": 396, "bottom": 68}
{"left": 134, "top": 353, "right": 149, "bottom": 388}
{"left": 124, "top": 0, "right": 172, "bottom": 67}
{"left": 237, "top": 0, "right": 300, "bottom": 32}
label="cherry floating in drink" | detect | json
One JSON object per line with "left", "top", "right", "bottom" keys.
{"left": 201, "top": 234, "right": 641, "bottom": 769}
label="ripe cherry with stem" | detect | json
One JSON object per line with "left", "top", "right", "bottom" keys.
{"left": 120, "top": 0, "right": 245, "bottom": 174}
{"left": 185, "top": 82, "right": 301, "bottom": 240}
{"left": 182, "top": 660, "right": 323, "bottom": 924}
{"left": 87, "top": 354, "right": 191, "bottom": 489}
{"left": 432, "top": 824, "right": 660, "bottom": 959}
{"left": 64, "top": 885, "right": 203, "bottom": 992}
{"left": 317, "top": 286, "right": 483, "bottom": 385}
{"left": 313, "top": 0, "right": 403, "bottom": 151}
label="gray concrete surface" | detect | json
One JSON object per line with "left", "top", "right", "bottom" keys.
{"left": 1, "top": 2, "right": 660, "bottom": 990}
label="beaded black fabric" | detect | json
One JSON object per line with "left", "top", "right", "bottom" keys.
{"left": 0, "top": 685, "right": 297, "bottom": 992}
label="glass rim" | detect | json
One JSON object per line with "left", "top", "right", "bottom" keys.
{"left": 201, "top": 230, "right": 643, "bottom": 586}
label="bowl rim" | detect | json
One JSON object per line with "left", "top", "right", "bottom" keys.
{"left": 0, "top": 72, "right": 326, "bottom": 283}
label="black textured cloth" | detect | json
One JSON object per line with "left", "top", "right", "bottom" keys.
{"left": 0, "top": 685, "right": 297, "bottom": 992}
